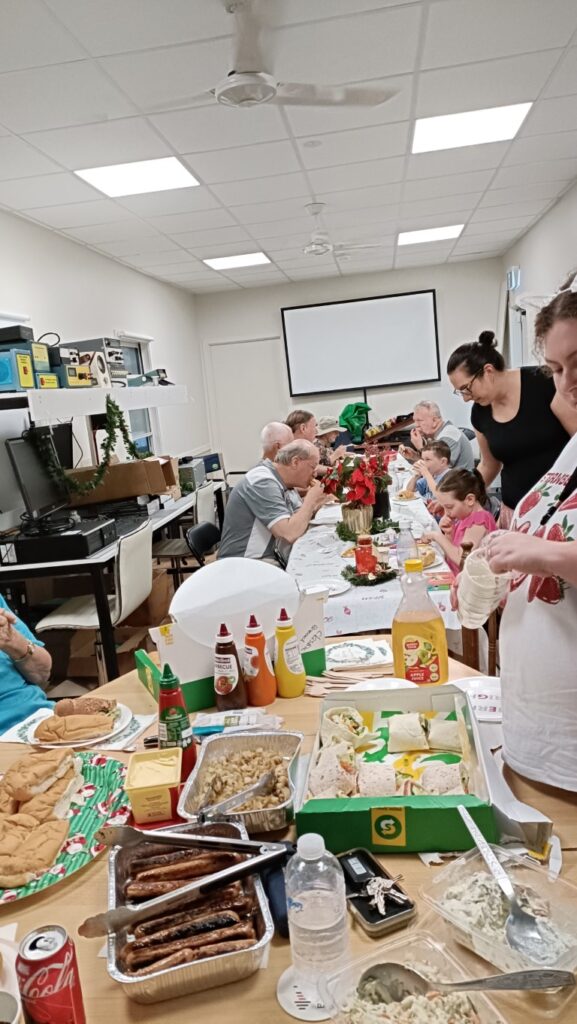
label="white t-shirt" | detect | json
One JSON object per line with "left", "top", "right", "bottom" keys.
{"left": 500, "top": 431, "right": 577, "bottom": 791}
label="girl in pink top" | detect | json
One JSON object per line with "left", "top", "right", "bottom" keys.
{"left": 423, "top": 468, "right": 497, "bottom": 575}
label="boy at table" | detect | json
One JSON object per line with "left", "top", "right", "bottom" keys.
{"left": 0, "top": 595, "right": 53, "bottom": 732}
{"left": 405, "top": 440, "right": 452, "bottom": 502}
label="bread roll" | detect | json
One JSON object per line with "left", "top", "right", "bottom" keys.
{"left": 0, "top": 818, "right": 69, "bottom": 887}
{"left": 3, "top": 749, "right": 75, "bottom": 801}
{"left": 19, "top": 764, "right": 83, "bottom": 823}
{"left": 55, "top": 696, "right": 117, "bottom": 718}
{"left": 34, "top": 713, "right": 113, "bottom": 743}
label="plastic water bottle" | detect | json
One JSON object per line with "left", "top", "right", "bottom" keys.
{"left": 285, "top": 833, "right": 349, "bottom": 984}
{"left": 396, "top": 519, "right": 418, "bottom": 569}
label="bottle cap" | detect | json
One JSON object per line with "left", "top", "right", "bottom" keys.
{"left": 277, "top": 607, "right": 292, "bottom": 625}
{"left": 159, "top": 662, "right": 179, "bottom": 690}
{"left": 246, "top": 614, "right": 259, "bottom": 630}
{"left": 217, "top": 623, "right": 232, "bottom": 640}
{"left": 297, "top": 833, "right": 325, "bottom": 860}
{"left": 404, "top": 558, "right": 424, "bottom": 573}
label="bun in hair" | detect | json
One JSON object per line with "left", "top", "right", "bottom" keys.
{"left": 478, "top": 330, "right": 496, "bottom": 349}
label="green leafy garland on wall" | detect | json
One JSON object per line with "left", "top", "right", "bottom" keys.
{"left": 28, "top": 395, "right": 142, "bottom": 496}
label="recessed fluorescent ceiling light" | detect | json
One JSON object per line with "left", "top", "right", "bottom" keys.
{"left": 74, "top": 157, "right": 199, "bottom": 197}
{"left": 202, "top": 252, "right": 270, "bottom": 269}
{"left": 412, "top": 102, "right": 532, "bottom": 153}
{"left": 398, "top": 224, "right": 464, "bottom": 246}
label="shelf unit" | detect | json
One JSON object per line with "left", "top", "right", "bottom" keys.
{"left": 0, "top": 385, "right": 188, "bottom": 419}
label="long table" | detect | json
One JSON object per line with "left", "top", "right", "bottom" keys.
{"left": 2, "top": 659, "right": 576, "bottom": 1023}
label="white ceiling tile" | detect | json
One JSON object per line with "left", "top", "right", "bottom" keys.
{"left": 492, "top": 157, "right": 577, "bottom": 188}
{"left": 186, "top": 141, "right": 300, "bottom": 184}
{"left": 212, "top": 172, "right": 311, "bottom": 207}
{"left": 402, "top": 170, "right": 494, "bottom": 201}
{"left": 45, "top": 0, "right": 230, "bottom": 55}
{"left": 470, "top": 199, "right": 551, "bottom": 222}
{"left": 135, "top": 260, "right": 203, "bottom": 276}
{"left": 520, "top": 95, "right": 577, "bottom": 137}
{"left": 94, "top": 236, "right": 181, "bottom": 256}
{"left": 177, "top": 226, "right": 254, "bottom": 249}
{"left": 229, "top": 197, "right": 314, "bottom": 224}
{"left": 273, "top": 257, "right": 337, "bottom": 270}
{"left": 274, "top": 7, "right": 421, "bottom": 82}
{"left": 465, "top": 216, "right": 536, "bottom": 236}
{"left": 193, "top": 241, "right": 270, "bottom": 260}
{"left": 0, "top": 63, "right": 136, "bottom": 133}
{"left": 452, "top": 238, "right": 514, "bottom": 254}
{"left": 422, "top": 0, "right": 577, "bottom": 68}
{"left": 308, "top": 158, "right": 404, "bottom": 195}
{"left": 341, "top": 259, "right": 394, "bottom": 274}
{"left": 100, "top": 38, "right": 230, "bottom": 113}
{"left": 407, "top": 143, "right": 509, "bottom": 179}
{"left": 248, "top": 233, "right": 307, "bottom": 254}
{"left": 318, "top": 185, "right": 402, "bottom": 214}
{"left": 416, "top": 51, "right": 560, "bottom": 118}
{"left": 544, "top": 47, "right": 577, "bottom": 97}
{"left": 398, "top": 194, "right": 481, "bottom": 219}
{"left": 276, "top": 1, "right": 420, "bottom": 25}
{"left": 396, "top": 209, "right": 472, "bottom": 230}
{"left": 324, "top": 224, "right": 396, "bottom": 246}
{"left": 150, "top": 105, "right": 287, "bottom": 153}
{"left": 504, "top": 131, "right": 577, "bottom": 165}
{"left": 246, "top": 217, "right": 316, "bottom": 240}
{"left": 124, "top": 250, "right": 196, "bottom": 268}
{"left": 0, "top": 172, "right": 98, "bottom": 209}
{"left": 23, "top": 118, "right": 170, "bottom": 170}
{"left": 23, "top": 199, "right": 134, "bottom": 228}
{"left": 64, "top": 219, "right": 159, "bottom": 243}
{"left": 116, "top": 188, "right": 219, "bottom": 217}
{"left": 188, "top": 281, "right": 241, "bottom": 292}
{"left": 478, "top": 182, "right": 562, "bottom": 208}
{"left": 323, "top": 206, "right": 398, "bottom": 230}
{"left": 297, "top": 122, "right": 409, "bottom": 169}
{"left": 284, "top": 75, "right": 412, "bottom": 137}
{"left": 448, "top": 252, "right": 502, "bottom": 262}
{"left": 0, "top": 136, "right": 61, "bottom": 180}
{"left": 226, "top": 274, "right": 288, "bottom": 287}
{"left": 0, "top": 0, "right": 84, "bottom": 71}
{"left": 149, "top": 209, "right": 237, "bottom": 234}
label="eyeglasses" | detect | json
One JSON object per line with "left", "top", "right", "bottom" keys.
{"left": 453, "top": 370, "right": 481, "bottom": 397}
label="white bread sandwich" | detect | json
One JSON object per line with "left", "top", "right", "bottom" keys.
{"left": 55, "top": 696, "right": 117, "bottom": 718}
{"left": 34, "top": 713, "right": 114, "bottom": 744}
{"left": 2, "top": 748, "right": 76, "bottom": 802}
{"left": 19, "top": 763, "right": 83, "bottom": 823}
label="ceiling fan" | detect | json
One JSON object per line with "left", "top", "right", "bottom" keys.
{"left": 154, "top": 0, "right": 397, "bottom": 111}
{"left": 302, "top": 203, "right": 390, "bottom": 259}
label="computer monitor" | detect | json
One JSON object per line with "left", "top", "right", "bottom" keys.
{"left": 33, "top": 422, "right": 74, "bottom": 470}
{"left": 5, "top": 436, "right": 68, "bottom": 520}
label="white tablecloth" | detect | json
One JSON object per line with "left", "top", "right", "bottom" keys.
{"left": 288, "top": 484, "right": 460, "bottom": 636}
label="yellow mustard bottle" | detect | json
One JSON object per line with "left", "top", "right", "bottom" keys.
{"left": 274, "top": 607, "right": 306, "bottom": 698}
{"left": 392, "top": 558, "right": 449, "bottom": 685}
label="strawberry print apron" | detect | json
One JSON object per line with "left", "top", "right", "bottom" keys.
{"left": 500, "top": 432, "right": 577, "bottom": 791}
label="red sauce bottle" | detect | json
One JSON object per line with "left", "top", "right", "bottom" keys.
{"left": 214, "top": 623, "right": 248, "bottom": 711}
{"left": 157, "top": 663, "right": 197, "bottom": 782}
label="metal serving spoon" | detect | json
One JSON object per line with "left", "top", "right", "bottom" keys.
{"left": 356, "top": 962, "right": 575, "bottom": 1004}
{"left": 458, "top": 805, "right": 550, "bottom": 961}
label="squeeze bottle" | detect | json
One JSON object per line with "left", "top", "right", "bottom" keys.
{"left": 274, "top": 608, "right": 306, "bottom": 698}
{"left": 244, "top": 614, "right": 277, "bottom": 706}
{"left": 157, "top": 663, "right": 196, "bottom": 781}
{"left": 214, "top": 623, "right": 248, "bottom": 711}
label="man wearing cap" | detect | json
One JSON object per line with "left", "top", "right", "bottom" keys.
{"left": 315, "top": 416, "right": 348, "bottom": 468}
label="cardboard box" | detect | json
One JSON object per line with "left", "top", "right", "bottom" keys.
{"left": 68, "top": 456, "right": 180, "bottom": 506}
{"left": 69, "top": 627, "right": 150, "bottom": 678}
{"left": 121, "top": 569, "right": 172, "bottom": 627}
{"left": 297, "top": 686, "right": 499, "bottom": 855}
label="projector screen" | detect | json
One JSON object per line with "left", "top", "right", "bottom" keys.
{"left": 281, "top": 290, "right": 440, "bottom": 396}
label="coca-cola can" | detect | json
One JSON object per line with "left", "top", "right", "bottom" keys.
{"left": 16, "top": 925, "right": 86, "bottom": 1024}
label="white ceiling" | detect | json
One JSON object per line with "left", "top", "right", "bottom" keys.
{"left": 1, "top": 0, "right": 577, "bottom": 292}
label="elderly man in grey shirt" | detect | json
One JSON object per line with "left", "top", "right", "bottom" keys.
{"left": 218, "top": 440, "right": 327, "bottom": 562}
{"left": 401, "top": 400, "right": 474, "bottom": 471}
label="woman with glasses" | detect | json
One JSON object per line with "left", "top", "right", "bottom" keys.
{"left": 447, "top": 330, "right": 577, "bottom": 526}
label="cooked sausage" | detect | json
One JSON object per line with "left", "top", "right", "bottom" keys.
{"left": 127, "top": 939, "right": 256, "bottom": 976}
{"left": 130, "top": 848, "right": 206, "bottom": 873}
{"left": 132, "top": 884, "right": 245, "bottom": 937}
{"left": 133, "top": 851, "right": 243, "bottom": 882}
{"left": 124, "top": 923, "right": 256, "bottom": 969}
{"left": 130, "top": 911, "right": 241, "bottom": 950}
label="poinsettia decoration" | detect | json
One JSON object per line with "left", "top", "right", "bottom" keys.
{"left": 323, "top": 450, "right": 391, "bottom": 509}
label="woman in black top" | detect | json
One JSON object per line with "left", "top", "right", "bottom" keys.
{"left": 447, "top": 331, "right": 577, "bottom": 525}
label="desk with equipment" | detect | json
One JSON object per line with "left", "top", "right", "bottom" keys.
{"left": 0, "top": 430, "right": 223, "bottom": 680}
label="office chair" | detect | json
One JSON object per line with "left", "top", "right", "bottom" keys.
{"left": 153, "top": 483, "right": 217, "bottom": 584}
{"left": 35, "top": 522, "right": 153, "bottom": 684}
{"left": 185, "top": 522, "right": 220, "bottom": 567}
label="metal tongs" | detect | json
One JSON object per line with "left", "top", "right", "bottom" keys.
{"left": 79, "top": 823, "right": 287, "bottom": 938}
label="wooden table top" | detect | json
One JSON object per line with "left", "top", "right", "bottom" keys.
{"left": 2, "top": 655, "right": 576, "bottom": 1023}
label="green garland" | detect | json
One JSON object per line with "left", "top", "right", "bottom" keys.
{"left": 29, "top": 395, "right": 142, "bottom": 496}
{"left": 342, "top": 565, "right": 397, "bottom": 587}
{"left": 336, "top": 517, "right": 400, "bottom": 543}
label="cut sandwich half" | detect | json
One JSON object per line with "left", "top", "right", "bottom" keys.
{"left": 2, "top": 748, "right": 76, "bottom": 802}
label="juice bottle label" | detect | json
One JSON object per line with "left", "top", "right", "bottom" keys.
{"left": 158, "top": 706, "right": 192, "bottom": 746}
{"left": 400, "top": 635, "right": 441, "bottom": 684}
{"left": 279, "top": 636, "right": 305, "bottom": 676}
{"left": 214, "top": 652, "right": 240, "bottom": 695}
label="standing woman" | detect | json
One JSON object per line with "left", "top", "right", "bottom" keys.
{"left": 447, "top": 330, "right": 577, "bottom": 526}
{"left": 481, "top": 278, "right": 577, "bottom": 792}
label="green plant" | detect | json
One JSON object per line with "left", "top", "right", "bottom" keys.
{"left": 29, "top": 395, "right": 142, "bottom": 496}
{"left": 341, "top": 565, "right": 397, "bottom": 586}
{"left": 336, "top": 518, "right": 400, "bottom": 543}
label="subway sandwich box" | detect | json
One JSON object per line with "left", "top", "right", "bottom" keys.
{"left": 68, "top": 456, "right": 180, "bottom": 506}
{"left": 296, "top": 686, "right": 552, "bottom": 856}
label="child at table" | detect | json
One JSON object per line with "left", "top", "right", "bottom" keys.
{"left": 422, "top": 468, "right": 497, "bottom": 575}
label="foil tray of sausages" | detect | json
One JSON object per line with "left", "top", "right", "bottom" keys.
{"left": 106, "top": 820, "right": 274, "bottom": 1003}
{"left": 177, "top": 730, "right": 303, "bottom": 833}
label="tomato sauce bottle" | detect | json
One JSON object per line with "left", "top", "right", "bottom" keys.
{"left": 244, "top": 614, "right": 277, "bottom": 706}
{"left": 157, "top": 663, "right": 197, "bottom": 781}
{"left": 214, "top": 623, "right": 248, "bottom": 711}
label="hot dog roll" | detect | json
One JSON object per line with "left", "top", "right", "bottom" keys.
{"left": 130, "top": 911, "right": 241, "bottom": 950}
{"left": 124, "top": 923, "right": 256, "bottom": 970}
{"left": 128, "top": 940, "right": 256, "bottom": 976}
{"left": 133, "top": 851, "right": 244, "bottom": 882}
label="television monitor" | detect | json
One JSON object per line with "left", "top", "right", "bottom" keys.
{"left": 5, "top": 436, "right": 68, "bottom": 521}
{"left": 33, "top": 422, "right": 74, "bottom": 470}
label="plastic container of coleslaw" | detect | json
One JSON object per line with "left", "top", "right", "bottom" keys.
{"left": 421, "top": 846, "right": 577, "bottom": 1018}
{"left": 321, "top": 931, "right": 508, "bottom": 1024}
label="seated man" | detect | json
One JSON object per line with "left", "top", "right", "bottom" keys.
{"left": 406, "top": 440, "right": 452, "bottom": 501}
{"left": 400, "top": 400, "right": 474, "bottom": 470}
{"left": 260, "top": 421, "right": 293, "bottom": 464}
{"left": 0, "top": 596, "right": 53, "bottom": 732}
{"left": 218, "top": 440, "right": 327, "bottom": 563}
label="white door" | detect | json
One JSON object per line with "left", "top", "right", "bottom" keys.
{"left": 208, "top": 337, "right": 290, "bottom": 473}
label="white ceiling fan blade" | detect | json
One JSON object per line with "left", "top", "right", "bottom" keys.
{"left": 273, "top": 83, "right": 397, "bottom": 107}
{"left": 334, "top": 243, "right": 388, "bottom": 254}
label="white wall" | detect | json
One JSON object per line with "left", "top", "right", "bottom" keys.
{"left": 195, "top": 258, "right": 504, "bottom": 468}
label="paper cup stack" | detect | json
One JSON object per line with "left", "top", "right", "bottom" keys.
{"left": 457, "top": 548, "right": 511, "bottom": 628}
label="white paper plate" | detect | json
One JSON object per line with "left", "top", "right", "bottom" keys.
{"left": 27, "top": 703, "right": 133, "bottom": 748}
{"left": 304, "top": 578, "right": 351, "bottom": 598}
